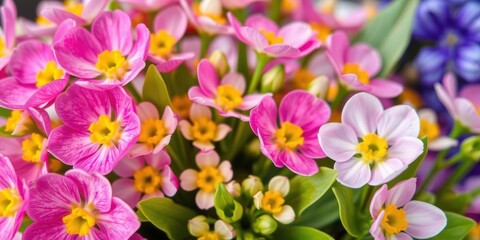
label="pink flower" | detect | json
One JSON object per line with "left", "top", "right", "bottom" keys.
{"left": 228, "top": 13, "right": 320, "bottom": 59}
{"left": 189, "top": 60, "right": 270, "bottom": 121}
{"left": 327, "top": 31, "right": 403, "bottom": 98}
{"left": 178, "top": 103, "right": 231, "bottom": 151}
{"left": 181, "top": 35, "right": 238, "bottom": 72}
{"left": 53, "top": 10, "right": 150, "bottom": 90}
{"left": 47, "top": 85, "right": 140, "bottom": 175}
{"left": 418, "top": 108, "right": 457, "bottom": 151}
{"left": 181, "top": 0, "right": 233, "bottom": 35}
{"left": 117, "top": 0, "right": 178, "bottom": 11}
{"left": 434, "top": 72, "right": 480, "bottom": 134}
{"left": 318, "top": 93, "right": 423, "bottom": 188}
{"left": 129, "top": 102, "right": 177, "bottom": 158}
{"left": 220, "top": 0, "right": 268, "bottom": 10}
{"left": 0, "top": 40, "right": 68, "bottom": 109}
{"left": 0, "top": 154, "right": 28, "bottom": 240}
{"left": 112, "top": 150, "right": 178, "bottom": 208}
{"left": 370, "top": 178, "right": 446, "bottom": 240}
{"left": 250, "top": 90, "right": 330, "bottom": 176}
{"left": 148, "top": 5, "right": 195, "bottom": 72}
{"left": 180, "top": 150, "right": 233, "bottom": 209}
{"left": 0, "top": 0, "right": 17, "bottom": 70}
{"left": 40, "top": 0, "right": 109, "bottom": 26}
{"left": 24, "top": 169, "right": 140, "bottom": 239}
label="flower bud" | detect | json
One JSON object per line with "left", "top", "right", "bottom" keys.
{"left": 253, "top": 215, "right": 278, "bottom": 235}
{"left": 461, "top": 136, "right": 480, "bottom": 161}
{"left": 209, "top": 50, "right": 230, "bottom": 77}
{"left": 225, "top": 181, "right": 241, "bottom": 198}
{"left": 246, "top": 139, "right": 261, "bottom": 156}
{"left": 242, "top": 175, "right": 264, "bottom": 197}
{"left": 188, "top": 215, "right": 209, "bottom": 237}
{"left": 200, "top": 0, "right": 222, "bottom": 16}
{"left": 307, "top": 76, "right": 329, "bottom": 99}
{"left": 261, "top": 65, "right": 285, "bottom": 93}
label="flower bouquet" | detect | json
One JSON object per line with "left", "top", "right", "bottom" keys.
{"left": 0, "top": 0, "right": 479, "bottom": 239}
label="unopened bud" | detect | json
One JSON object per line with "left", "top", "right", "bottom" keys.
{"left": 253, "top": 215, "right": 278, "bottom": 235}
{"left": 225, "top": 181, "right": 241, "bottom": 198}
{"left": 461, "top": 136, "right": 480, "bottom": 161}
{"left": 307, "top": 76, "right": 329, "bottom": 99}
{"left": 242, "top": 175, "right": 264, "bottom": 197}
{"left": 261, "top": 65, "right": 285, "bottom": 93}
{"left": 209, "top": 50, "right": 230, "bottom": 76}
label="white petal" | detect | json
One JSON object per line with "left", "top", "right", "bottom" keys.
{"left": 418, "top": 108, "right": 437, "bottom": 123}
{"left": 274, "top": 205, "right": 295, "bottom": 224}
{"left": 429, "top": 137, "right": 458, "bottom": 151}
{"left": 387, "top": 137, "right": 424, "bottom": 165}
{"left": 268, "top": 176, "right": 290, "bottom": 196}
{"left": 196, "top": 190, "right": 215, "bottom": 209}
{"left": 334, "top": 158, "right": 371, "bottom": 189}
{"left": 253, "top": 191, "right": 263, "bottom": 209}
{"left": 195, "top": 150, "right": 220, "bottom": 169}
{"left": 342, "top": 92, "right": 383, "bottom": 137}
{"left": 318, "top": 123, "right": 358, "bottom": 162}
{"left": 369, "top": 158, "right": 405, "bottom": 186}
{"left": 214, "top": 220, "right": 235, "bottom": 240}
{"left": 404, "top": 201, "right": 447, "bottom": 239}
{"left": 377, "top": 105, "right": 420, "bottom": 142}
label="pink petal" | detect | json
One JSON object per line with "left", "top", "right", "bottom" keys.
{"left": 394, "top": 233, "right": 413, "bottom": 240}
{"left": 161, "top": 166, "right": 178, "bottom": 197}
{"left": 327, "top": 31, "right": 349, "bottom": 69}
{"left": 47, "top": 126, "right": 99, "bottom": 166}
{"left": 196, "top": 150, "right": 220, "bottom": 168}
{"left": 455, "top": 98, "right": 480, "bottom": 133}
{"left": 197, "top": 60, "right": 220, "bottom": 96}
{"left": 178, "top": 120, "right": 193, "bottom": 140}
{"left": 429, "top": 137, "right": 458, "bottom": 151}
{"left": 145, "top": 150, "right": 171, "bottom": 169}
{"left": 154, "top": 5, "right": 187, "bottom": 41}
{"left": 214, "top": 124, "right": 232, "bottom": 141}
{"left": 1, "top": 0, "right": 16, "bottom": 48}
{"left": 97, "top": 198, "right": 140, "bottom": 240}
{"left": 308, "top": 50, "right": 335, "bottom": 78}
{"left": 237, "top": 93, "right": 271, "bottom": 110}
{"left": 23, "top": 221, "right": 88, "bottom": 240}
{"left": 196, "top": 190, "right": 214, "bottom": 209}
{"left": 92, "top": 11, "right": 133, "bottom": 54}
{"left": 460, "top": 84, "right": 480, "bottom": 107}
{"left": 278, "top": 22, "right": 313, "bottom": 48}
{"left": 41, "top": 8, "right": 85, "bottom": 25}
{"left": 368, "top": 79, "right": 404, "bottom": 98}
{"left": 82, "top": 0, "right": 109, "bottom": 22}
{"left": 341, "top": 73, "right": 371, "bottom": 91}
{"left": 53, "top": 19, "right": 77, "bottom": 43}
{"left": 334, "top": 159, "right": 371, "bottom": 188}
{"left": 0, "top": 154, "right": 17, "bottom": 188}
{"left": 387, "top": 137, "right": 424, "bottom": 165}
{"left": 180, "top": 169, "right": 198, "bottom": 191}
{"left": 162, "top": 106, "right": 177, "bottom": 133}
{"left": 370, "top": 185, "right": 388, "bottom": 218}
{"left": 73, "top": 145, "right": 122, "bottom": 175}
{"left": 209, "top": 36, "right": 238, "bottom": 71}
{"left": 386, "top": 178, "right": 416, "bottom": 207}
{"left": 257, "top": 129, "right": 284, "bottom": 167}
{"left": 250, "top": 96, "right": 278, "bottom": 137}
{"left": 114, "top": 156, "right": 143, "bottom": 178}
{"left": 10, "top": 40, "right": 55, "bottom": 84}
{"left": 221, "top": 72, "right": 246, "bottom": 93}
{"left": 128, "top": 143, "right": 152, "bottom": 158}
{"left": 298, "top": 133, "right": 326, "bottom": 159}
{"left": 190, "top": 103, "right": 212, "bottom": 121}
{"left": 278, "top": 151, "right": 318, "bottom": 176}
{"left": 0, "top": 77, "right": 36, "bottom": 109}
{"left": 239, "top": 27, "right": 268, "bottom": 51}
{"left": 443, "top": 72, "right": 457, "bottom": 99}
{"left": 152, "top": 52, "right": 195, "bottom": 72}
{"left": 434, "top": 83, "right": 457, "bottom": 118}
{"left": 346, "top": 43, "right": 381, "bottom": 76}
{"left": 342, "top": 92, "right": 383, "bottom": 137}
{"left": 263, "top": 44, "right": 302, "bottom": 58}
{"left": 25, "top": 78, "right": 68, "bottom": 108}
{"left": 112, "top": 178, "right": 141, "bottom": 208}
{"left": 218, "top": 161, "right": 233, "bottom": 182}
{"left": 318, "top": 123, "right": 358, "bottom": 162}
{"left": 0, "top": 217, "right": 16, "bottom": 240}
{"left": 245, "top": 14, "right": 278, "bottom": 33}
{"left": 377, "top": 105, "right": 420, "bottom": 143}
{"left": 369, "top": 158, "right": 406, "bottom": 186}
{"left": 122, "top": 24, "right": 150, "bottom": 84}
{"left": 65, "top": 169, "right": 112, "bottom": 212}
{"left": 136, "top": 101, "right": 159, "bottom": 121}
{"left": 369, "top": 210, "right": 386, "bottom": 240}
{"left": 404, "top": 201, "right": 447, "bottom": 238}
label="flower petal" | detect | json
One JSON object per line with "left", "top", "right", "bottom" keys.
{"left": 368, "top": 79, "right": 404, "bottom": 98}
{"left": 369, "top": 158, "right": 406, "bottom": 186}
{"left": 370, "top": 184, "right": 388, "bottom": 218}
{"left": 386, "top": 178, "right": 416, "bottom": 207}
{"left": 318, "top": 123, "right": 358, "bottom": 162}
{"left": 154, "top": 5, "right": 187, "bottom": 41}
{"left": 334, "top": 159, "right": 371, "bottom": 188}
{"left": 196, "top": 150, "right": 220, "bottom": 168}
{"left": 180, "top": 169, "right": 198, "bottom": 191}
{"left": 387, "top": 137, "right": 424, "bottom": 165}
{"left": 278, "top": 151, "right": 318, "bottom": 176}
{"left": 65, "top": 169, "right": 112, "bottom": 211}
{"left": 274, "top": 205, "right": 295, "bottom": 224}
{"left": 197, "top": 60, "right": 220, "bottom": 96}
{"left": 196, "top": 190, "right": 214, "bottom": 209}
{"left": 112, "top": 178, "right": 141, "bottom": 208}
{"left": 347, "top": 43, "right": 381, "bottom": 76}
{"left": 268, "top": 176, "right": 289, "bottom": 196}
{"left": 369, "top": 210, "right": 386, "bottom": 240}
{"left": 92, "top": 11, "right": 133, "bottom": 53}
{"left": 404, "top": 201, "right": 447, "bottom": 239}
{"left": 342, "top": 92, "right": 383, "bottom": 137}
{"left": 97, "top": 197, "right": 140, "bottom": 239}
{"left": 377, "top": 106, "right": 420, "bottom": 143}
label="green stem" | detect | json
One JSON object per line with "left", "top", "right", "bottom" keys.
{"left": 359, "top": 185, "right": 374, "bottom": 211}
{"left": 440, "top": 160, "right": 474, "bottom": 194}
{"left": 125, "top": 82, "right": 142, "bottom": 102}
{"left": 442, "top": 153, "right": 463, "bottom": 167}
{"left": 330, "top": 84, "right": 347, "bottom": 109}
{"left": 247, "top": 53, "right": 269, "bottom": 94}
{"left": 200, "top": 34, "right": 212, "bottom": 58}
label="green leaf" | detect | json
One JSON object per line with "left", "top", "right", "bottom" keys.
{"left": 142, "top": 64, "right": 172, "bottom": 113}
{"left": 353, "top": 0, "right": 419, "bottom": 77}
{"left": 272, "top": 226, "right": 334, "bottom": 240}
{"left": 138, "top": 198, "right": 197, "bottom": 240}
{"left": 426, "top": 212, "right": 476, "bottom": 240}
{"left": 436, "top": 191, "right": 472, "bottom": 214}
{"left": 332, "top": 183, "right": 370, "bottom": 237}
{"left": 292, "top": 189, "right": 339, "bottom": 228}
{"left": 415, "top": 192, "right": 436, "bottom": 204}
{"left": 0, "top": 107, "right": 10, "bottom": 118}
{"left": 388, "top": 137, "right": 428, "bottom": 187}
{"left": 136, "top": 209, "right": 148, "bottom": 222}
{"left": 286, "top": 167, "right": 337, "bottom": 216}
{"left": 214, "top": 183, "right": 243, "bottom": 223}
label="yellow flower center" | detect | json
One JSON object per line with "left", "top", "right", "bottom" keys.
{"left": 0, "top": 188, "right": 22, "bottom": 217}
{"left": 468, "top": 223, "right": 480, "bottom": 239}
{"left": 381, "top": 204, "right": 408, "bottom": 235}
{"left": 419, "top": 119, "right": 440, "bottom": 140}
{"left": 343, "top": 63, "right": 370, "bottom": 85}
{"left": 21, "top": 133, "right": 44, "bottom": 163}
{"left": 133, "top": 166, "right": 163, "bottom": 194}
{"left": 62, "top": 207, "right": 96, "bottom": 237}
{"left": 261, "top": 190, "right": 285, "bottom": 215}
{"left": 215, "top": 85, "right": 243, "bottom": 111}
{"left": 191, "top": 117, "right": 217, "bottom": 143}
{"left": 150, "top": 30, "right": 177, "bottom": 58}
{"left": 193, "top": 3, "right": 226, "bottom": 24}
{"left": 260, "top": 29, "right": 284, "bottom": 45}
{"left": 0, "top": 38, "right": 6, "bottom": 57}
{"left": 310, "top": 23, "right": 332, "bottom": 42}
{"left": 293, "top": 68, "right": 316, "bottom": 89}
{"left": 274, "top": 122, "right": 304, "bottom": 151}
{"left": 196, "top": 166, "right": 224, "bottom": 193}
{"left": 199, "top": 232, "right": 220, "bottom": 240}
{"left": 95, "top": 50, "right": 130, "bottom": 80}
{"left": 138, "top": 118, "right": 167, "bottom": 148}
{"left": 172, "top": 95, "right": 192, "bottom": 119}
{"left": 64, "top": 0, "right": 84, "bottom": 16}
{"left": 36, "top": 61, "right": 65, "bottom": 88}
{"left": 5, "top": 110, "right": 22, "bottom": 132}
{"left": 88, "top": 115, "right": 122, "bottom": 146}
{"left": 357, "top": 133, "right": 388, "bottom": 163}
{"left": 281, "top": 0, "right": 299, "bottom": 13}
{"left": 399, "top": 88, "right": 423, "bottom": 109}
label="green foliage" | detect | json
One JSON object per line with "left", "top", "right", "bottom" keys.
{"left": 332, "top": 183, "right": 370, "bottom": 237}
{"left": 272, "top": 226, "right": 334, "bottom": 240}
{"left": 214, "top": 183, "right": 243, "bottom": 223}
{"left": 142, "top": 65, "right": 172, "bottom": 114}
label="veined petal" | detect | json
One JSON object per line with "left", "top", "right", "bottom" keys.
{"left": 97, "top": 198, "right": 140, "bottom": 240}
{"left": 347, "top": 43, "right": 381, "bottom": 76}
{"left": 370, "top": 185, "right": 388, "bottom": 218}
{"left": 278, "top": 22, "right": 312, "bottom": 48}
{"left": 386, "top": 178, "right": 416, "bottom": 207}
{"left": 10, "top": 40, "right": 56, "bottom": 84}
{"left": 197, "top": 60, "right": 220, "bottom": 96}
{"left": 154, "top": 5, "right": 187, "bottom": 41}
{"left": 404, "top": 201, "right": 447, "bottom": 239}
{"left": 318, "top": 123, "right": 358, "bottom": 162}
{"left": 245, "top": 14, "right": 278, "bottom": 33}
{"left": 250, "top": 96, "right": 278, "bottom": 137}
{"left": 47, "top": 126, "right": 98, "bottom": 166}
{"left": 279, "top": 151, "right": 318, "bottom": 176}
{"left": 92, "top": 10, "right": 133, "bottom": 53}
{"left": 342, "top": 92, "right": 383, "bottom": 137}
{"left": 377, "top": 106, "right": 420, "bottom": 143}
{"left": 82, "top": 0, "right": 109, "bottom": 21}
{"left": 369, "top": 158, "right": 406, "bottom": 186}
{"left": 334, "top": 159, "right": 371, "bottom": 188}
{"left": 239, "top": 27, "right": 268, "bottom": 51}
{"left": 112, "top": 178, "right": 141, "bottom": 208}
{"left": 221, "top": 72, "right": 246, "bottom": 93}
{"left": 387, "top": 137, "right": 423, "bottom": 165}
{"left": 369, "top": 210, "right": 386, "bottom": 240}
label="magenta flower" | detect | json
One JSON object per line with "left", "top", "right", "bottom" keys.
{"left": 117, "top": 0, "right": 177, "bottom": 11}
{"left": 24, "top": 169, "right": 139, "bottom": 239}
{"left": 327, "top": 31, "right": 403, "bottom": 98}
{"left": 318, "top": 93, "right": 423, "bottom": 188}
{"left": 48, "top": 85, "right": 140, "bottom": 175}
{"left": 53, "top": 10, "right": 150, "bottom": 90}
{"left": 148, "top": 5, "right": 195, "bottom": 73}
{"left": 181, "top": 35, "right": 238, "bottom": 72}
{"left": 250, "top": 90, "right": 330, "bottom": 176}
{"left": 189, "top": 60, "right": 270, "bottom": 121}
{"left": 112, "top": 150, "right": 178, "bottom": 208}
{"left": 370, "top": 178, "right": 446, "bottom": 240}
{"left": 220, "top": 0, "right": 268, "bottom": 10}
{"left": 0, "top": 40, "right": 68, "bottom": 109}
{"left": 129, "top": 102, "right": 177, "bottom": 158}
{"left": 0, "top": 154, "right": 28, "bottom": 240}
{"left": 435, "top": 72, "right": 480, "bottom": 134}
{"left": 0, "top": 0, "right": 17, "bottom": 70}
{"left": 181, "top": 0, "right": 233, "bottom": 35}
{"left": 40, "top": 0, "right": 109, "bottom": 26}
{"left": 228, "top": 13, "right": 320, "bottom": 59}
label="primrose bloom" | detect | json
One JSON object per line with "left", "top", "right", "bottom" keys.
{"left": 188, "top": 215, "right": 235, "bottom": 240}
{"left": 3, "top": 110, "right": 34, "bottom": 136}
{"left": 24, "top": 169, "right": 139, "bottom": 239}
{"left": 250, "top": 90, "right": 330, "bottom": 176}
{"left": 228, "top": 13, "right": 320, "bottom": 58}
{"left": 181, "top": 0, "right": 232, "bottom": 35}
{"left": 0, "top": 0, "right": 16, "bottom": 70}
{"left": 0, "top": 154, "right": 28, "bottom": 240}
{"left": 113, "top": 150, "right": 178, "bottom": 208}
{"left": 189, "top": 60, "right": 270, "bottom": 121}
{"left": 318, "top": 93, "right": 423, "bottom": 188}
{"left": 53, "top": 10, "right": 149, "bottom": 90}
{"left": 418, "top": 108, "right": 457, "bottom": 151}
{"left": 117, "top": 0, "right": 177, "bottom": 11}
{"left": 130, "top": 102, "right": 177, "bottom": 158}
{"left": 0, "top": 40, "right": 68, "bottom": 109}
{"left": 327, "top": 31, "right": 403, "bottom": 98}
{"left": 370, "top": 178, "right": 446, "bottom": 240}
{"left": 179, "top": 103, "right": 231, "bottom": 151}
{"left": 148, "top": 5, "right": 195, "bottom": 72}
{"left": 40, "top": 0, "right": 109, "bottom": 26}
{"left": 254, "top": 176, "right": 295, "bottom": 224}
{"left": 48, "top": 85, "right": 140, "bottom": 175}
{"left": 435, "top": 73, "right": 480, "bottom": 134}
{"left": 180, "top": 150, "right": 233, "bottom": 209}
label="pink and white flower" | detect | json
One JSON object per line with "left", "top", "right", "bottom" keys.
{"left": 318, "top": 92, "right": 423, "bottom": 188}
{"left": 434, "top": 72, "right": 480, "bottom": 134}
{"left": 253, "top": 176, "right": 295, "bottom": 224}
{"left": 418, "top": 108, "right": 457, "bottom": 151}
{"left": 40, "top": 0, "right": 109, "bottom": 26}
{"left": 0, "top": 0, "right": 17, "bottom": 70}
{"left": 24, "top": 169, "right": 140, "bottom": 239}
{"left": 148, "top": 5, "right": 195, "bottom": 72}
{"left": 181, "top": 0, "right": 233, "bottom": 35}
{"left": 189, "top": 60, "right": 270, "bottom": 121}
{"left": 180, "top": 150, "right": 233, "bottom": 209}
{"left": 178, "top": 103, "right": 231, "bottom": 151}
{"left": 228, "top": 13, "right": 320, "bottom": 58}
{"left": 0, "top": 154, "right": 28, "bottom": 240}
{"left": 47, "top": 85, "right": 140, "bottom": 175}
{"left": 129, "top": 102, "right": 177, "bottom": 158}
{"left": 370, "top": 178, "right": 446, "bottom": 240}
{"left": 250, "top": 90, "right": 330, "bottom": 176}
{"left": 327, "top": 31, "right": 403, "bottom": 98}
{"left": 53, "top": 10, "right": 150, "bottom": 90}
{"left": 112, "top": 150, "right": 178, "bottom": 208}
